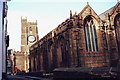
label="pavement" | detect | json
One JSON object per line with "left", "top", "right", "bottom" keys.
{"left": 7, "top": 75, "right": 29, "bottom": 80}
{"left": 7, "top": 75, "right": 52, "bottom": 80}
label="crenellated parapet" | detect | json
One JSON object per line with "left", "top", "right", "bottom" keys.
{"left": 28, "top": 22, "right": 37, "bottom": 25}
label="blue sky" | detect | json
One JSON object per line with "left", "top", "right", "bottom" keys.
{"left": 7, "top": 0, "right": 117, "bottom": 51}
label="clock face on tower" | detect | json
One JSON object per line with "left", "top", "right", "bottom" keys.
{"left": 28, "top": 35, "right": 36, "bottom": 42}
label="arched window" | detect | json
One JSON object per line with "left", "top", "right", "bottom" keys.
{"left": 114, "top": 13, "right": 120, "bottom": 53}
{"left": 84, "top": 16, "right": 98, "bottom": 52}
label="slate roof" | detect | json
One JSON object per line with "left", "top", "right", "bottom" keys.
{"left": 99, "top": 2, "right": 120, "bottom": 20}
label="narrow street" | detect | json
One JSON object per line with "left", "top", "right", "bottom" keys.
{"left": 0, "top": 0, "right": 120, "bottom": 80}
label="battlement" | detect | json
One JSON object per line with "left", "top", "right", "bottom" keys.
{"left": 28, "top": 22, "right": 37, "bottom": 25}
{"left": 21, "top": 17, "right": 37, "bottom": 25}
{"left": 21, "top": 17, "right": 27, "bottom": 21}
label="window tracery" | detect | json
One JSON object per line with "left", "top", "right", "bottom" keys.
{"left": 84, "top": 16, "right": 98, "bottom": 52}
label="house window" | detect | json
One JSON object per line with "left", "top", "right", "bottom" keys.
{"left": 84, "top": 16, "right": 98, "bottom": 52}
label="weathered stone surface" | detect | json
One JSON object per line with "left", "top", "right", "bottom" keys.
{"left": 29, "top": 3, "right": 120, "bottom": 72}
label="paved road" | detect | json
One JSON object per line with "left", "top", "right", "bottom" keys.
{"left": 7, "top": 75, "right": 52, "bottom": 80}
{"left": 7, "top": 75, "right": 30, "bottom": 80}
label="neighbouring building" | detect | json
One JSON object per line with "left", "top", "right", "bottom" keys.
{"left": 29, "top": 2, "right": 120, "bottom": 72}
{"left": 7, "top": 49, "right": 14, "bottom": 74}
{"left": 0, "top": 0, "right": 10, "bottom": 79}
{"left": 13, "top": 51, "right": 25, "bottom": 72}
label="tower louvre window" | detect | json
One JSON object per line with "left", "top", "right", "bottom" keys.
{"left": 84, "top": 16, "right": 98, "bottom": 52}
{"left": 30, "top": 27, "right": 32, "bottom": 31}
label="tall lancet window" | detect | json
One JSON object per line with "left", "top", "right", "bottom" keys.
{"left": 114, "top": 13, "right": 120, "bottom": 53}
{"left": 84, "top": 16, "right": 98, "bottom": 52}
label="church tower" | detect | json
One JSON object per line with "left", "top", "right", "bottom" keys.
{"left": 21, "top": 17, "right": 39, "bottom": 53}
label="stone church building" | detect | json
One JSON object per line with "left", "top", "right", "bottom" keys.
{"left": 14, "top": 17, "right": 39, "bottom": 72}
{"left": 21, "top": 17, "right": 39, "bottom": 53}
{"left": 29, "top": 2, "right": 120, "bottom": 72}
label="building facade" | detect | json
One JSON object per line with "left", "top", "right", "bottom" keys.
{"left": 0, "top": 0, "right": 10, "bottom": 79}
{"left": 13, "top": 51, "right": 26, "bottom": 72}
{"left": 7, "top": 49, "right": 15, "bottom": 74}
{"left": 29, "top": 2, "right": 120, "bottom": 72}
